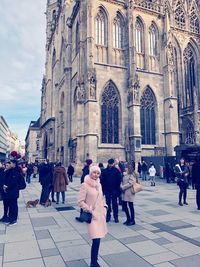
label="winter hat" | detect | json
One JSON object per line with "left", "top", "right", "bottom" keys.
{"left": 108, "top": 158, "right": 114, "bottom": 164}
{"left": 89, "top": 165, "right": 101, "bottom": 175}
{"left": 85, "top": 159, "right": 93, "bottom": 166}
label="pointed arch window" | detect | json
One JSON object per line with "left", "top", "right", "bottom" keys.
{"left": 95, "top": 10, "right": 106, "bottom": 46}
{"left": 185, "top": 120, "right": 195, "bottom": 144}
{"left": 101, "top": 83, "right": 120, "bottom": 144}
{"left": 190, "top": 7, "right": 199, "bottom": 33}
{"left": 113, "top": 15, "right": 123, "bottom": 48}
{"left": 75, "top": 22, "right": 80, "bottom": 54}
{"left": 149, "top": 24, "right": 157, "bottom": 56}
{"left": 183, "top": 45, "right": 196, "bottom": 108}
{"left": 52, "top": 49, "right": 56, "bottom": 66}
{"left": 135, "top": 19, "right": 143, "bottom": 53}
{"left": 175, "top": 1, "right": 186, "bottom": 29}
{"left": 140, "top": 87, "right": 156, "bottom": 145}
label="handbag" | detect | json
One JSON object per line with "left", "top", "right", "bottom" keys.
{"left": 80, "top": 210, "right": 92, "bottom": 223}
{"left": 131, "top": 182, "right": 143, "bottom": 194}
{"left": 79, "top": 191, "right": 99, "bottom": 224}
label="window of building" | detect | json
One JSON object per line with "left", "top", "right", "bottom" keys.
{"left": 140, "top": 87, "right": 156, "bottom": 145}
{"left": 113, "top": 15, "right": 123, "bottom": 48}
{"left": 101, "top": 82, "right": 120, "bottom": 144}
{"left": 185, "top": 119, "right": 195, "bottom": 144}
{"left": 183, "top": 45, "right": 195, "bottom": 108}
{"left": 190, "top": 7, "right": 199, "bottom": 33}
{"left": 149, "top": 24, "right": 157, "bottom": 56}
{"left": 135, "top": 19, "right": 143, "bottom": 53}
{"left": 75, "top": 22, "right": 80, "bottom": 54}
{"left": 174, "top": 1, "right": 186, "bottom": 29}
{"left": 95, "top": 9, "right": 106, "bottom": 45}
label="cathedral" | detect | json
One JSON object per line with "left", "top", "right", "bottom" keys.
{"left": 39, "top": 0, "right": 200, "bottom": 170}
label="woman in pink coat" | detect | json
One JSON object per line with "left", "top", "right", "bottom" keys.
{"left": 78, "top": 165, "right": 107, "bottom": 267}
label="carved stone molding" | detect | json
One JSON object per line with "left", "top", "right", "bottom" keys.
{"left": 75, "top": 81, "right": 85, "bottom": 104}
{"left": 88, "top": 69, "right": 96, "bottom": 100}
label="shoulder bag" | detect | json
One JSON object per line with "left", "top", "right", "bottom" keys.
{"left": 131, "top": 181, "right": 143, "bottom": 194}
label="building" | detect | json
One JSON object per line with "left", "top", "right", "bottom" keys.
{"left": 25, "top": 119, "right": 41, "bottom": 163}
{"left": 0, "top": 116, "right": 9, "bottom": 160}
{"left": 39, "top": 0, "right": 200, "bottom": 170}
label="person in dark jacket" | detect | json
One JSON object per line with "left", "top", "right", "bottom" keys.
{"left": 141, "top": 161, "right": 148, "bottom": 180}
{"left": 39, "top": 160, "right": 52, "bottom": 205}
{"left": 3, "top": 159, "right": 23, "bottom": 225}
{"left": 101, "top": 158, "right": 122, "bottom": 223}
{"left": 174, "top": 158, "right": 190, "bottom": 206}
{"left": 0, "top": 161, "right": 7, "bottom": 222}
{"left": 67, "top": 163, "right": 75, "bottom": 182}
{"left": 76, "top": 159, "right": 93, "bottom": 222}
{"left": 192, "top": 159, "right": 200, "bottom": 210}
{"left": 137, "top": 162, "right": 141, "bottom": 178}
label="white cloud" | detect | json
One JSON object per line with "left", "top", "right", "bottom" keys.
{"left": 0, "top": 0, "right": 46, "bottom": 143}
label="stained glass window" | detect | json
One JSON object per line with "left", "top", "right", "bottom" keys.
{"left": 95, "top": 10, "right": 106, "bottom": 45}
{"left": 140, "top": 87, "right": 156, "bottom": 144}
{"left": 183, "top": 45, "right": 195, "bottom": 108}
{"left": 190, "top": 7, "right": 199, "bottom": 33}
{"left": 135, "top": 19, "right": 143, "bottom": 53}
{"left": 113, "top": 15, "right": 123, "bottom": 48}
{"left": 175, "top": 1, "right": 186, "bottom": 29}
{"left": 101, "top": 83, "right": 120, "bottom": 144}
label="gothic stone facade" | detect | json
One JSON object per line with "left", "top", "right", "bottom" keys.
{"left": 40, "top": 0, "right": 200, "bottom": 170}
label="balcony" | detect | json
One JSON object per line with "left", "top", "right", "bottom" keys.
{"left": 133, "top": 0, "right": 163, "bottom": 14}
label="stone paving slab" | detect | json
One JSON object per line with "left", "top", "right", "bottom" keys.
{"left": 0, "top": 178, "right": 200, "bottom": 266}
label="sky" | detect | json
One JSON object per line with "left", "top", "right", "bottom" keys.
{"left": 0, "top": 0, "right": 46, "bottom": 144}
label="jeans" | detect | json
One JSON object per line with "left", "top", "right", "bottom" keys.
{"left": 179, "top": 183, "right": 188, "bottom": 203}
{"left": 91, "top": 238, "right": 101, "bottom": 265}
{"left": 26, "top": 174, "right": 31, "bottom": 184}
{"left": 122, "top": 201, "right": 135, "bottom": 222}
{"left": 105, "top": 192, "right": 118, "bottom": 220}
{"left": 141, "top": 171, "right": 147, "bottom": 180}
{"left": 56, "top": 192, "right": 65, "bottom": 203}
{"left": 40, "top": 185, "right": 50, "bottom": 204}
{"left": 196, "top": 189, "right": 200, "bottom": 209}
{"left": 8, "top": 198, "right": 18, "bottom": 222}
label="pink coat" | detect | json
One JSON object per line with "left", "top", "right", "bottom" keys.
{"left": 78, "top": 175, "right": 108, "bottom": 239}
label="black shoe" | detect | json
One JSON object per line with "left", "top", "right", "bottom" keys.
{"left": 52, "top": 200, "right": 56, "bottom": 203}
{"left": 90, "top": 262, "right": 100, "bottom": 267}
{"left": 114, "top": 218, "right": 119, "bottom": 223}
{"left": 184, "top": 202, "right": 188, "bottom": 205}
{"left": 178, "top": 202, "right": 183, "bottom": 206}
{"left": 123, "top": 220, "right": 130, "bottom": 225}
{"left": 7, "top": 220, "right": 17, "bottom": 226}
{"left": 75, "top": 217, "right": 83, "bottom": 223}
{"left": 106, "top": 216, "right": 110, "bottom": 223}
{"left": 0, "top": 217, "right": 9, "bottom": 223}
{"left": 127, "top": 220, "right": 135, "bottom": 226}
{"left": 197, "top": 207, "right": 200, "bottom": 210}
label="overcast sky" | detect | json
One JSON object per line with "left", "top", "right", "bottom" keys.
{"left": 0, "top": 0, "right": 46, "bottom": 144}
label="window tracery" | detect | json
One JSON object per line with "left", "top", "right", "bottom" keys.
{"left": 174, "top": 1, "right": 186, "bottom": 29}
{"left": 190, "top": 6, "right": 199, "bottom": 33}
{"left": 101, "top": 83, "right": 120, "bottom": 144}
{"left": 140, "top": 87, "right": 156, "bottom": 145}
{"left": 113, "top": 15, "right": 123, "bottom": 49}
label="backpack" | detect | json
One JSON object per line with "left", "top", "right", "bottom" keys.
{"left": 19, "top": 174, "right": 26, "bottom": 190}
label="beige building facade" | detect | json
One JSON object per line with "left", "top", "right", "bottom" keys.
{"left": 40, "top": 0, "right": 200, "bottom": 169}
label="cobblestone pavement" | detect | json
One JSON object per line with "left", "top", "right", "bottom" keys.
{"left": 0, "top": 177, "right": 200, "bottom": 267}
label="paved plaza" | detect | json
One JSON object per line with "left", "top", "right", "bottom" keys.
{"left": 0, "top": 177, "right": 200, "bottom": 267}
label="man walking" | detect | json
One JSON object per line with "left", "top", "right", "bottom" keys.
{"left": 101, "top": 158, "right": 122, "bottom": 223}
{"left": 141, "top": 160, "right": 148, "bottom": 181}
{"left": 192, "top": 158, "right": 200, "bottom": 210}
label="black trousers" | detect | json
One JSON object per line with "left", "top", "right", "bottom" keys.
{"left": 196, "top": 189, "right": 200, "bottom": 209}
{"left": 122, "top": 201, "right": 135, "bottom": 222}
{"left": 3, "top": 199, "right": 9, "bottom": 218}
{"left": 105, "top": 192, "right": 118, "bottom": 220}
{"left": 91, "top": 238, "right": 100, "bottom": 265}
{"left": 8, "top": 198, "right": 18, "bottom": 222}
{"left": 40, "top": 185, "right": 50, "bottom": 204}
{"left": 179, "top": 183, "right": 187, "bottom": 203}
{"left": 68, "top": 175, "right": 73, "bottom": 182}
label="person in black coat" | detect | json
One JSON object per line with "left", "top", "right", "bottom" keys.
{"left": 192, "top": 159, "right": 200, "bottom": 210}
{"left": 101, "top": 158, "right": 122, "bottom": 223}
{"left": 0, "top": 161, "right": 7, "bottom": 222}
{"left": 76, "top": 159, "right": 93, "bottom": 222}
{"left": 67, "top": 164, "right": 75, "bottom": 182}
{"left": 3, "top": 159, "right": 23, "bottom": 225}
{"left": 39, "top": 160, "right": 52, "bottom": 205}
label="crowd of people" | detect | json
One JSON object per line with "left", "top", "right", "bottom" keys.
{"left": 1, "top": 155, "right": 200, "bottom": 267}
